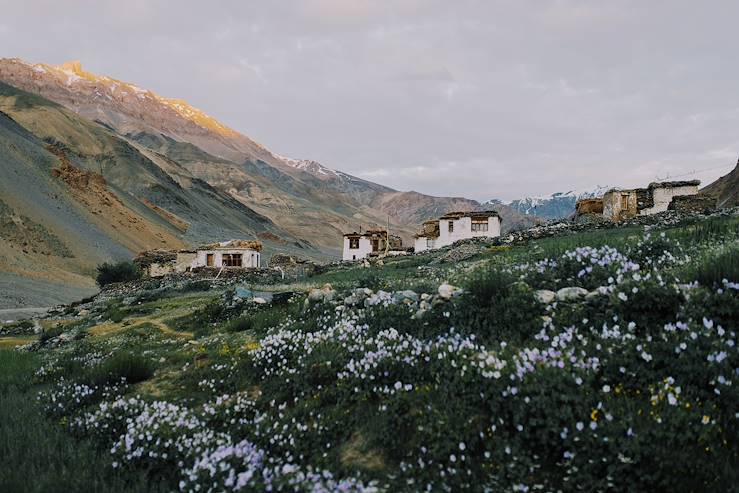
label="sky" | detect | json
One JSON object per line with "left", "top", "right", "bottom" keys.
{"left": 1, "top": 0, "right": 737, "bottom": 201}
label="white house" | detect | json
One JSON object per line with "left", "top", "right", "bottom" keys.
{"left": 191, "top": 239, "right": 262, "bottom": 269}
{"left": 414, "top": 211, "right": 501, "bottom": 253}
{"left": 342, "top": 229, "right": 402, "bottom": 261}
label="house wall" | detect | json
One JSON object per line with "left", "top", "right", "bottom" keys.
{"left": 195, "top": 249, "right": 261, "bottom": 268}
{"left": 342, "top": 237, "right": 372, "bottom": 261}
{"left": 639, "top": 184, "right": 699, "bottom": 215}
{"left": 414, "top": 236, "right": 436, "bottom": 253}
{"left": 174, "top": 252, "right": 197, "bottom": 272}
{"left": 436, "top": 216, "right": 501, "bottom": 248}
{"left": 603, "top": 191, "right": 637, "bottom": 221}
{"left": 147, "top": 262, "right": 175, "bottom": 278}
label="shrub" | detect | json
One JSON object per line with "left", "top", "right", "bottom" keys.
{"left": 224, "top": 316, "right": 252, "bottom": 333}
{"left": 684, "top": 247, "right": 739, "bottom": 288}
{"left": 85, "top": 352, "right": 154, "bottom": 387}
{"left": 39, "top": 324, "right": 67, "bottom": 343}
{"left": 612, "top": 279, "right": 684, "bottom": 332}
{"left": 453, "top": 268, "right": 541, "bottom": 343}
{"left": 95, "top": 261, "right": 141, "bottom": 287}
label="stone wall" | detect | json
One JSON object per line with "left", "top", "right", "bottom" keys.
{"left": 668, "top": 194, "right": 716, "bottom": 213}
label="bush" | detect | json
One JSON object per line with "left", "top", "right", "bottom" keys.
{"left": 224, "top": 316, "right": 252, "bottom": 333}
{"left": 95, "top": 261, "right": 141, "bottom": 287}
{"left": 453, "top": 268, "right": 541, "bottom": 343}
{"left": 39, "top": 324, "right": 67, "bottom": 343}
{"left": 85, "top": 352, "right": 154, "bottom": 387}
{"left": 612, "top": 279, "right": 684, "bottom": 332}
{"left": 685, "top": 247, "right": 739, "bottom": 288}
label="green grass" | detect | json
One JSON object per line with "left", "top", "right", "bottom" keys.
{"left": 0, "top": 350, "right": 166, "bottom": 493}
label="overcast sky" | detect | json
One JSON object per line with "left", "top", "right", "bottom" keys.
{"left": 1, "top": 0, "right": 737, "bottom": 201}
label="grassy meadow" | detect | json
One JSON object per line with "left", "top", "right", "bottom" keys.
{"left": 1, "top": 212, "right": 737, "bottom": 492}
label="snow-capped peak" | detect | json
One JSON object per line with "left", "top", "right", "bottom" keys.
{"left": 273, "top": 153, "right": 350, "bottom": 180}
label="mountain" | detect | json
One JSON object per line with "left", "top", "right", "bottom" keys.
{"left": 487, "top": 186, "right": 610, "bottom": 220}
{"left": 0, "top": 58, "right": 541, "bottom": 307}
{"left": 0, "top": 81, "right": 314, "bottom": 307}
{"left": 701, "top": 160, "right": 738, "bottom": 208}
{"left": 0, "top": 58, "right": 538, "bottom": 242}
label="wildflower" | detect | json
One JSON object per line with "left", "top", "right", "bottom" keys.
{"left": 702, "top": 415, "right": 710, "bottom": 425}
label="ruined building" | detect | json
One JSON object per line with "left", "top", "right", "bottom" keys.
{"left": 575, "top": 180, "right": 713, "bottom": 222}
{"left": 135, "top": 240, "right": 262, "bottom": 277}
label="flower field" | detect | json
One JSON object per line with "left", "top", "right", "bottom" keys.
{"left": 2, "top": 213, "right": 738, "bottom": 492}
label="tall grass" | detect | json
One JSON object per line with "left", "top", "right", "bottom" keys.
{"left": 0, "top": 350, "right": 166, "bottom": 493}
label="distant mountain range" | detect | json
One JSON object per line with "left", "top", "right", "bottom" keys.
{"left": 487, "top": 186, "right": 611, "bottom": 220}
{"left": 0, "top": 58, "right": 538, "bottom": 307}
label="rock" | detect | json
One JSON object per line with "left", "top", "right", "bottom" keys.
{"left": 77, "top": 309, "right": 90, "bottom": 317}
{"left": 393, "top": 290, "right": 419, "bottom": 304}
{"left": 234, "top": 286, "right": 253, "bottom": 299}
{"left": 556, "top": 286, "right": 589, "bottom": 302}
{"left": 534, "top": 289, "right": 556, "bottom": 304}
{"left": 321, "top": 284, "right": 336, "bottom": 302}
{"left": 438, "top": 283, "right": 462, "bottom": 300}
{"left": 585, "top": 290, "right": 603, "bottom": 300}
{"left": 253, "top": 297, "right": 268, "bottom": 304}
{"left": 307, "top": 288, "right": 325, "bottom": 302}
{"left": 376, "top": 259, "right": 384, "bottom": 266}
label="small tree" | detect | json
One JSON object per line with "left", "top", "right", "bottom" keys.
{"left": 96, "top": 261, "right": 142, "bottom": 287}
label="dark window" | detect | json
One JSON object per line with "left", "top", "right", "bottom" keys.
{"left": 222, "top": 253, "right": 243, "bottom": 267}
{"left": 206, "top": 253, "right": 214, "bottom": 267}
{"left": 448, "top": 221, "right": 454, "bottom": 233}
{"left": 372, "top": 239, "right": 380, "bottom": 251}
{"left": 349, "top": 238, "right": 360, "bottom": 249}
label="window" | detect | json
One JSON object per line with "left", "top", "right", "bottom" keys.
{"left": 372, "top": 239, "right": 380, "bottom": 252}
{"left": 349, "top": 237, "right": 359, "bottom": 249}
{"left": 620, "top": 195, "right": 629, "bottom": 209}
{"left": 206, "top": 253, "right": 214, "bottom": 267}
{"left": 448, "top": 221, "right": 454, "bottom": 233}
{"left": 471, "top": 219, "right": 489, "bottom": 232}
{"left": 222, "top": 253, "right": 243, "bottom": 267}
{"left": 426, "top": 238, "right": 434, "bottom": 248}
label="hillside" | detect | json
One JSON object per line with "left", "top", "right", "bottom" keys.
{"left": 0, "top": 58, "right": 539, "bottom": 249}
{"left": 0, "top": 82, "right": 316, "bottom": 307}
{"left": 701, "top": 160, "right": 738, "bottom": 208}
{"left": 1, "top": 208, "right": 736, "bottom": 491}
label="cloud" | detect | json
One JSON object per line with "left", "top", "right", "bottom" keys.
{"left": 0, "top": 0, "right": 737, "bottom": 201}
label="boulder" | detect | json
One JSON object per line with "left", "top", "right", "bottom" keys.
{"left": 556, "top": 286, "right": 589, "bottom": 302}
{"left": 534, "top": 289, "right": 556, "bottom": 304}
{"left": 438, "top": 283, "right": 462, "bottom": 300}
{"left": 393, "top": 290, "right": 419, "bottom": 304}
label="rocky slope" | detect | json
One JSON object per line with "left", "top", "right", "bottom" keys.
{"left": 701, "top": 160, "right": 738, "bottom": 208}
{"left": 0, "top": 82, "right": 316, "bottom": 307}
{"left": 0, "top": 58, "right": 538, "bottom": 248}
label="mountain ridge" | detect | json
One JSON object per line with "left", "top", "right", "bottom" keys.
{"left": 0, "top": 57, "right": 540, "bottom": 247}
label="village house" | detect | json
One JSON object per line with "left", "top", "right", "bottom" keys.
{"left": 599, "top": 180, "right": 701, "bottom": 221}
{"left": 342, "top": 229, "right": 402, "bottom": 261}
{"left": 134, "top": 240, "right": 262, "bottom": 277}
{"left": 414, "top": 210, "right": 501, "bottom": 253}
{"left": 193, "top": 240, "right": 262, "bottom": 269}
